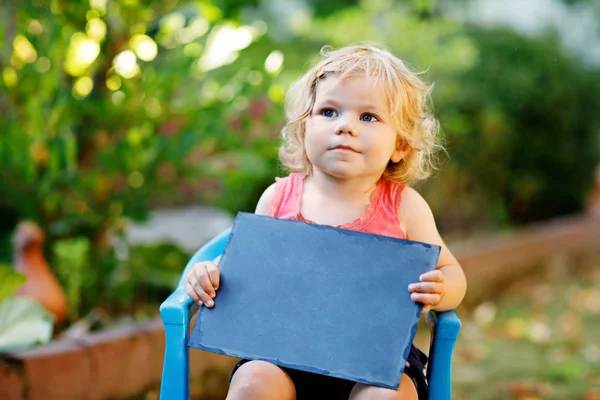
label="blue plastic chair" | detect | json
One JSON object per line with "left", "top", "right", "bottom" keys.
{"left": 159, "top": 228, "right": 461, "bottom": 399}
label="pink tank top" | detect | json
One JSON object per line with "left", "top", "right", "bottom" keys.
{"left": 267, "top": 173, "right": 406, "bottom": 240}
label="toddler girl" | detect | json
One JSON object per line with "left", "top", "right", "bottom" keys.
{"left": 186, "top": 44, "right": 467, "bottom": 400}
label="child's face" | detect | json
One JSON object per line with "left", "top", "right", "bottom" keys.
{"left": 305, "top": 74, "right": 403, "bottom": 181}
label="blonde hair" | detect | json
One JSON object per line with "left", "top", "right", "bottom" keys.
{"left": 279, "top": 44, "right": 443, "bottom": 185}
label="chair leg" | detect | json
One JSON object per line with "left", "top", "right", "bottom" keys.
{"left": 426, "top": 338, "right": 455, "bottom": 400}
{"left": 160, "top": 323, "right": 191, "bottom": 400}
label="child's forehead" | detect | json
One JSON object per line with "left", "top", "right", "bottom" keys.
{"left": 315, "top": 74, "right": 389, "bottom": 107}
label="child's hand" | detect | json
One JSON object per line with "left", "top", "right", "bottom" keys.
{"left": 408, "top": 270, "right": 445, "bottom": 314}
{"left": 186, "top": 260, "right": 220, "bottom": 308}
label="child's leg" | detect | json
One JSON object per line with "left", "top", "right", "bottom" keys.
{"left": 349, "top": 373, "right": 418, "bottom": 400}
{"left": 226, "top": 360, "right": 296, "bottom": 400}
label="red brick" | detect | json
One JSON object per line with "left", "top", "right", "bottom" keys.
{"left": 16, "top": 339, "right": 92, "bottom": 400}
{"left": 141, "top": 319, "right": 166, "bottom": 383}
{"left": 131, "top": 320, "right": 165, "bottom": 392}
{"left": 84, "top": 323, "right": 158, "bottom": 400}
{"left": 0, "top": 363, "right": 24, "bottom": 399}
{"left": 4, "top": 317, "right": 236, "bottom": 400}
{"left": 453, "top": 215, "right": 600, "bottom": 306}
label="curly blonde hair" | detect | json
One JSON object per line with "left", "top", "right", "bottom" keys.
{"left": 279, "top": 44, "right": 443, "bottom": 185}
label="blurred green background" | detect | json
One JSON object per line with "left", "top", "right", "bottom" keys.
{"left": 1, "top": 0, "right": 600, "bottom": 398}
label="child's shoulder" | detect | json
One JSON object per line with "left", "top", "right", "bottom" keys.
{"left": 399, "top": 185, "right": 425, "bottom": 205}
{"left": 255, "top": 182, "right": 277, "bottom": 215}
{"left": 255, "top": 173, "right": 304, "bottom": 215}
{"left": 398, "top": 185, "right": 435, "bottom": 225}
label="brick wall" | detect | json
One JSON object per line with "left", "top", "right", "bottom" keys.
{"left": 0, "top": 319, "right": 237, "bottom": 400}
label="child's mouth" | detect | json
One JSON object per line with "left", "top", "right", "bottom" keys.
{"left": 331, "top": 145, "right": 359, "bottom": 153}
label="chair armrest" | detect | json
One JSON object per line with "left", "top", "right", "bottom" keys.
{"left": 426, "top": 310, "right": 461, "bottom": 340}
{"left": 160, "top": 228, "right": 232, "bottom": 326}
{"left": 160, "top": 287, "right": 195, "bottom": 325}
{"left": 159, "top": 228, "right": 231, "bottom": 400}
{"left": 425, "top": 310, "right": 461, "bottom": 400}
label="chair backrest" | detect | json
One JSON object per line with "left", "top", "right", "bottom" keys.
{"left": 159, "top": 229, "right": 231, "bottom": 400}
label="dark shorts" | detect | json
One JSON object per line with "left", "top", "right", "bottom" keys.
{"left": 229, "top": 345, "right": 428, "bottom": 400}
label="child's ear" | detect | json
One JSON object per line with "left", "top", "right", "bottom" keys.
{"left": 391, "top": 137, "right": 408, "bottom": 163}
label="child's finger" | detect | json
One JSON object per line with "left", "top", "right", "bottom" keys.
{"left": 196, "top": 286, "right": 214, "bottom": 307}
{"left": 187, "top": 277, "right": 210, "bottom": 305}
{"left": 421, "top": 305, "right": 432, "bottom": 315}
{"left": 206, "top": 262, "right": 220, "bottom": 291}
{"left": 193, "top": 269, "right": 215, "bottom": 307}
{"left": 408, "top": 282, "right": 443, "bottom": 294}
{"left": 194, "top": 266, "right": 216, "bottom": 298}
{"left": 411, "top": 292, "right": 441, "bottom": 305}
{"left": 186, "top": 282, "right": 200, "bottom": 303}
{"left": 419, "top": 270, "right": 444, "bottom": 282}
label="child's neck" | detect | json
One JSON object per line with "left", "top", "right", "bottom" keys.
{"left": 299, "top": 170, "right": 380, "bottom": 226}
{"left": 307, "top": 170, "right": 379, "bottom": 203}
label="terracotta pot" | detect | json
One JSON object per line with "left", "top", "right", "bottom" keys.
{"left": 12, "top": 221, "right": 68, "bottom": 324}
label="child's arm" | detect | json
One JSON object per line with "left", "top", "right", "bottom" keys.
{"left": 400, "top": 187, "right": 467, "bottom": 313}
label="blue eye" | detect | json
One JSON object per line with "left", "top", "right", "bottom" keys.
{"left": 360, "top": 113, "right": 378, "bottom": 122}
{"left": 321, "top": 108, "right": 337, "bottom": 117}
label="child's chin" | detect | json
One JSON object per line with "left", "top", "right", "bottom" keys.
{"left": 320, "top": 164, "right": 363, "bottom": 179}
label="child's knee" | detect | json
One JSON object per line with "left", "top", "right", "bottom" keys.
{"left": 350, "top": 374, "right": 417, "bottom": 400}
{"left": 228, "top": 361, "right": 295, "bottom": 399}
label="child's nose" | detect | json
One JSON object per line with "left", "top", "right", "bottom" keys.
{"left": 335, "top": 116, "right": 357, "bottom": 136}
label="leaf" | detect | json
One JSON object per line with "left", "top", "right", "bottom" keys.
{"left": 541, "top": 357, "right": 588, "bottom": 383}
{"left": 0, "top": 264, "right": 26, "bottom": 303}
{"left": 0, "top": 296, "right": 54, "bottom": 353}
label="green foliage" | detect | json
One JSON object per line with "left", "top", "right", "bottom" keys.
{"left": 1, "top": 0, "right": 599, "bottom": 319}
{"left": 0, "top": 264, "right": 54, "bottom": 352}
{"left": 0, "top": 264, "right": 26, "bottom": 303}
{"left": 53, "top": 238, "right": 90, "bottom": 319}
{"left": 0, "top": 296, "right": 55, "bottom": 353}
{"left": 52, "top": 236, "right": 191, "bottom": 317}
{"left": 105, "top": 242, "right": 191, "bottom": 313}
{"left": 437, "top": 28, "right": 600, "bottom": 225}
{"left": 0, "top": 0, "right": 286, "bottom": 318}
{"left": 294, "top": 0, "right": 600, "bottom": 228}
{"left": 541, "top": 356, "right": 590, "bottom": 382}
{"left": 0, "top": 0, "right": 281, "bottom": 245}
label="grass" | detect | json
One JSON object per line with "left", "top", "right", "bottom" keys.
{"left": 442, "top": 254, "right": 600, "bottom": 399}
